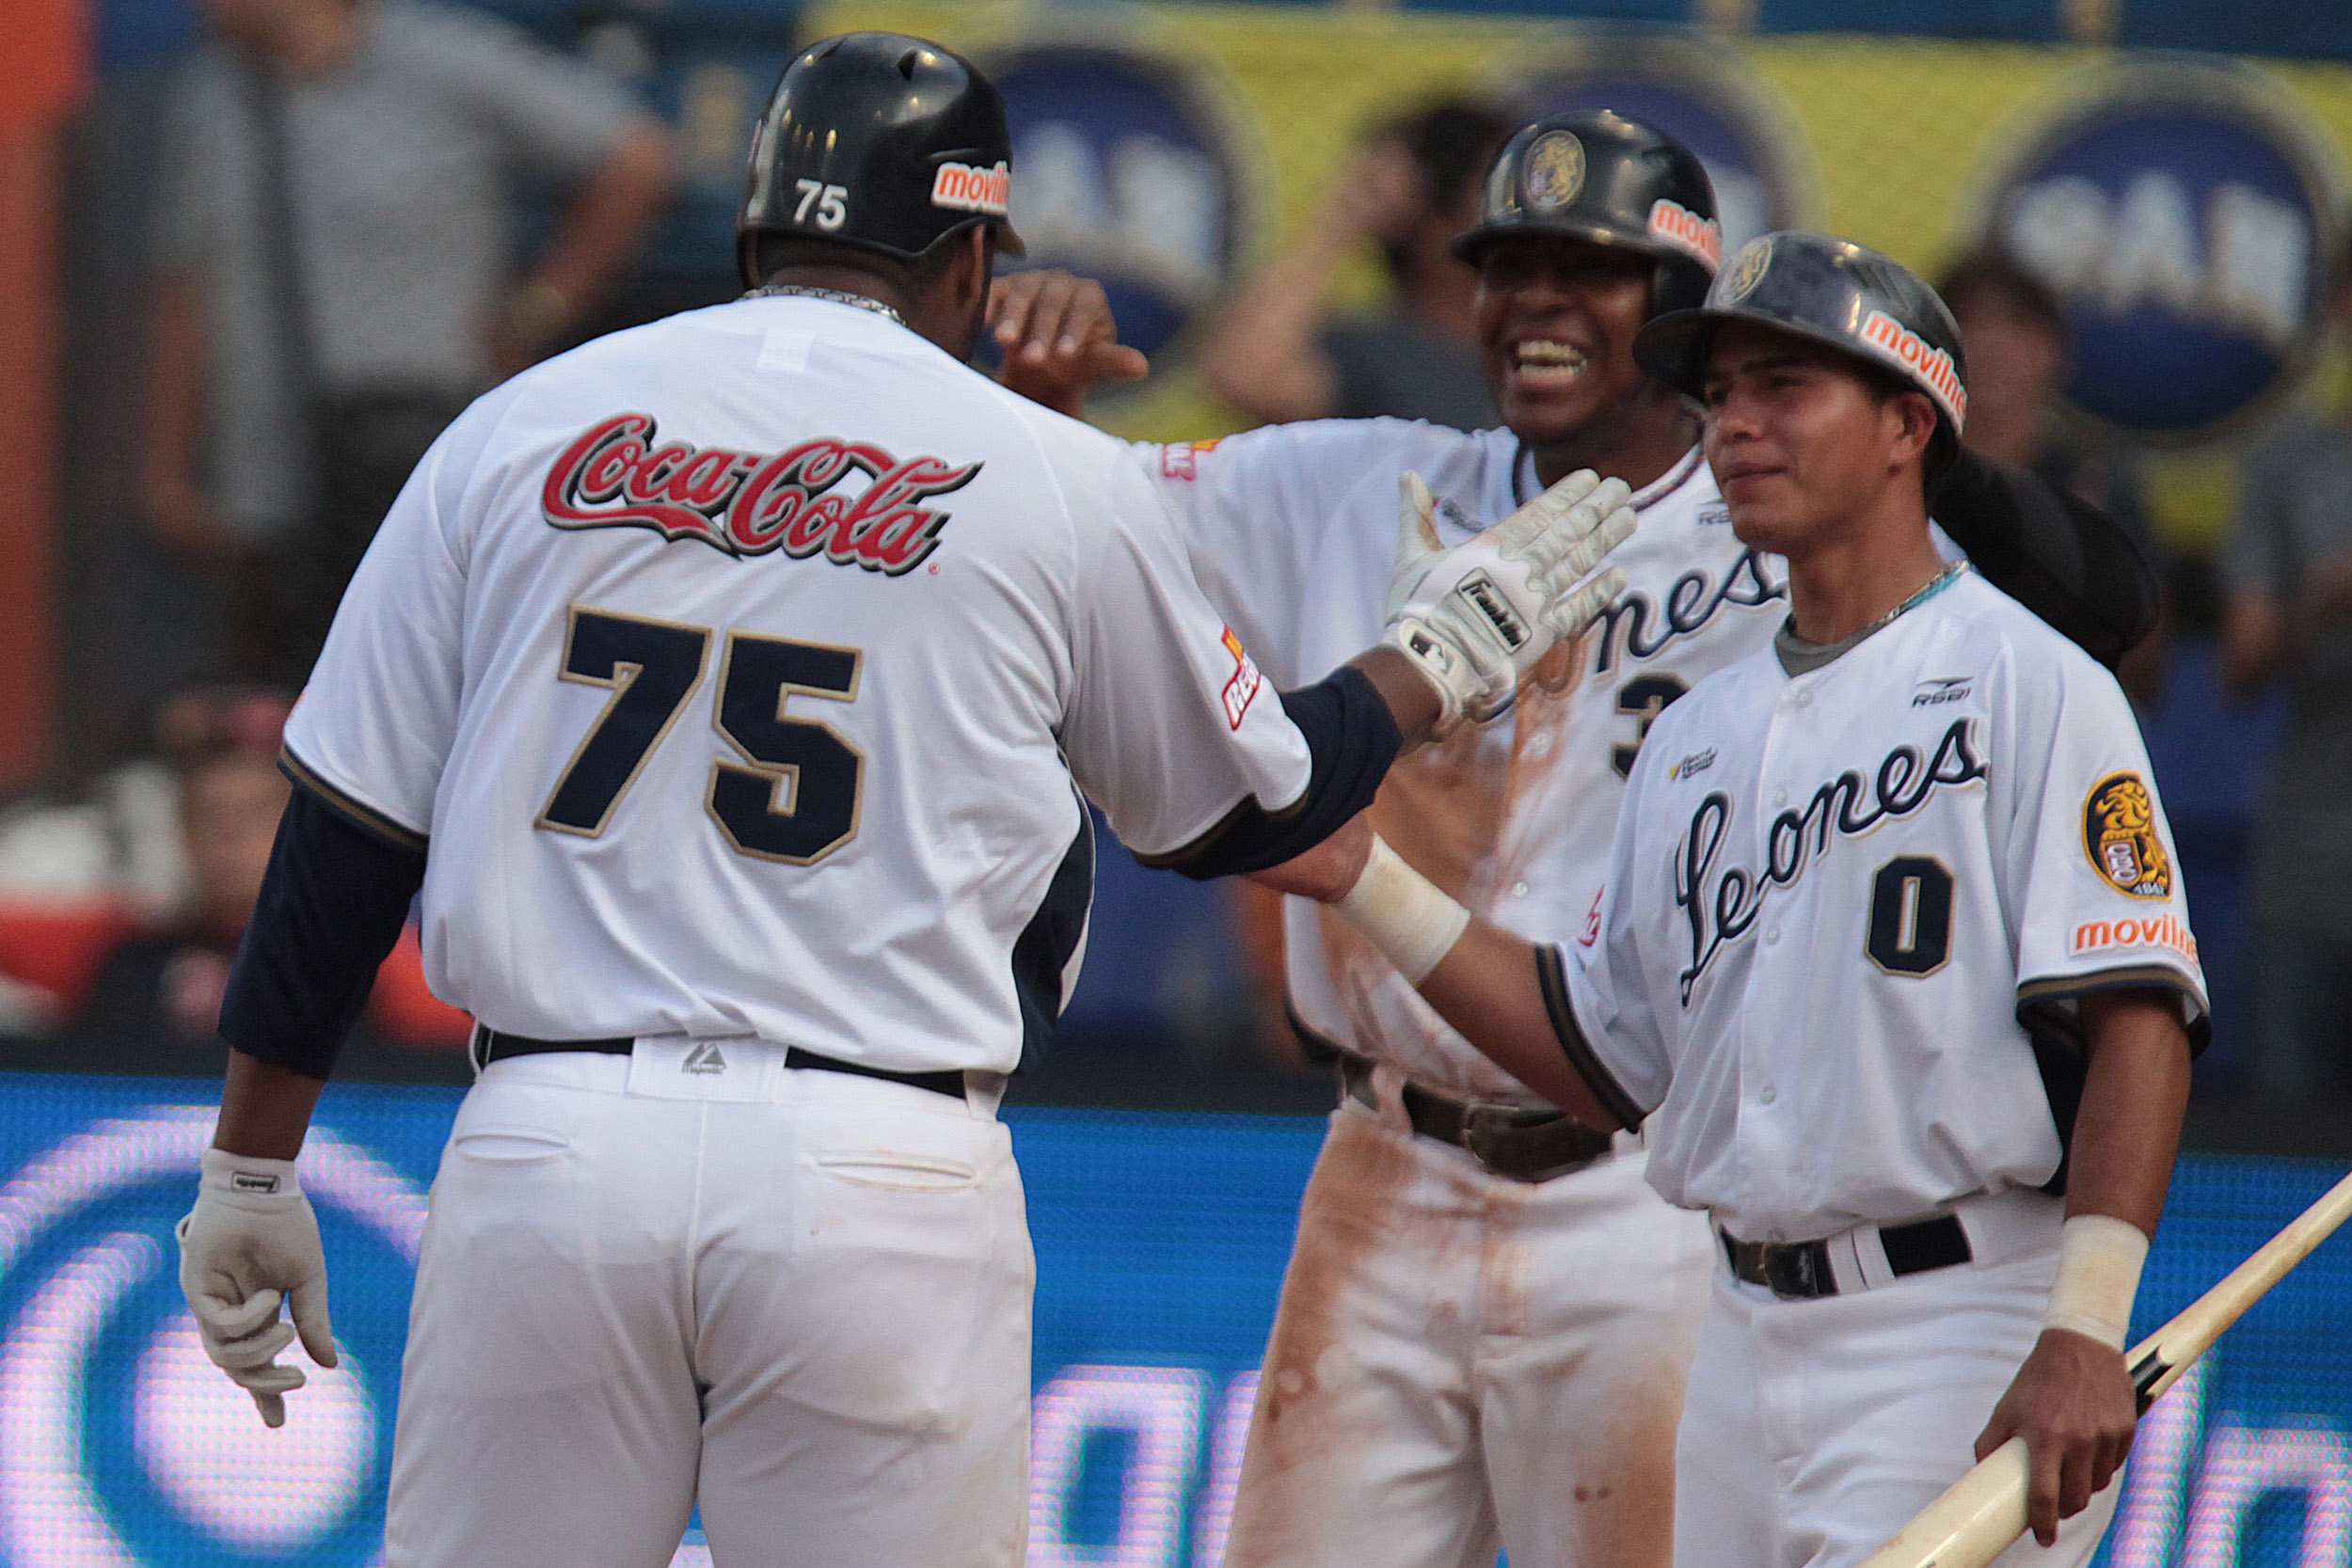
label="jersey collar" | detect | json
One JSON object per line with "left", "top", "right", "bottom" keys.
{"left": 1510, "top": 440, "right": 1707, "bottom": 513}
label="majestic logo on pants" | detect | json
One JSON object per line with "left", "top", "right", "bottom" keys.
{"left": 1674, "top": 718, "right": 1988, "bottom": 1002}
{"left": 542, "top": 413, "right": 980, "bottom": 576}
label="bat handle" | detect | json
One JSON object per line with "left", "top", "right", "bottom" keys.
{"left": 1855, "top": 1437, "right": 2030, "bottom": 1568}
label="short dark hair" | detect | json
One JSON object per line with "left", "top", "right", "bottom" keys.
{"left": 1938, "top": 250, "right": 2066, "bottom": 341}
{"left": 1375, "top": 98, "right": 1515, "bottom": 285}
{"left": 746, "top": 231, "right": 970, "bottom": 298}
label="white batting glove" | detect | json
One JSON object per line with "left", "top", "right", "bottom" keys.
{"left": 176, "top": 1147, "right": 337, "bottom": 1429}
{"left": 1384, "top": 468, "right": 1633, "bottom": 729}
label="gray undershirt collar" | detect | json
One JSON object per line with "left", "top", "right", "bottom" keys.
{"left": 1773, "top": 561, "right": 1968, "bottom": 677}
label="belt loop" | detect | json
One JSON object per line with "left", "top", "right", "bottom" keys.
{"left": 961, "top": 1069, "right": 1006, "bottom": 1120}
{"left": 1849, "top": 1226, "right": 1899, "bottom": 1291}
{"left": 1823, "top": 1229, "right": 1868, "bottom": 1294}
{"left": 467, "top": 1022, "right": 486, "bottom": 1079}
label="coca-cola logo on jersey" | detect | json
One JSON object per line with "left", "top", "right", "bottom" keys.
{"left": 541, "top": 413, "right": 980, "bottom": 575}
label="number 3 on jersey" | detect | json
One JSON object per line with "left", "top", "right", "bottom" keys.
{"left": 537, "top": 606, "right": 864, "bottom": 864}
{"left": 1612, "top": 673, "right": 1690, "bottom": 777}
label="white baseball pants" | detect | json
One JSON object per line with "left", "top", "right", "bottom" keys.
{"left": 1674, "top": 1207, "right": 2118, "bottom": 1568}
{"left": 1221, "top": 1093, "right": 1715, "bottom": 1568}
{"left": 382, "top": 1041, "right": 1035, "bottom": 1568}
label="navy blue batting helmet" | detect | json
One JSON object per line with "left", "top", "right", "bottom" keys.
{"left": 1453, "top": 111, "right": 1722, "bottom": 318}
{"left": 1633, "top": 230, "right": 1968, "bottom": 468}
{"left": 738, "top": 32, "right": 1026, "bottom": 287}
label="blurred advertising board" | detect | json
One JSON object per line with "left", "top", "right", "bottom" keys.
{"left": 0, "top": 1071, "right": 2346, "bottom": 1565}
{"left": 801, "top": 2, "right": 2352, "bottom": 538}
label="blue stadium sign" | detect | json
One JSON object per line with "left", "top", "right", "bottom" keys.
{"left": 1981, "top": 62, "right": 2344, "bottom": 443}
{"left": 981, "top": 40, "right": 1248, "bottom": 379}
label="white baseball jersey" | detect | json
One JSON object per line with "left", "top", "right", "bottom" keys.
{"left": 1565, "top": 568, "right": 2208, "bottom": 1242}
{"left": 1148, "top": 420, "right": 1785, "bottom": 1102}
{"left": 284, "top": 293, "right": 1311, "bottom": 1073}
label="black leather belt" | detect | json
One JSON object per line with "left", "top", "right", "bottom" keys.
{"left": 1339, "top": 1051, "right": 1613, "bottom": 1183}
{"left": 471, "top": 1027, "right": 970, "bottom": 1101}
{"left": 1720, "top": 1213, "right": 1973, "bottom": 1300}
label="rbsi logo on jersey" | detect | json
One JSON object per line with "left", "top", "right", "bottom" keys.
{"left": 541, "top": 412, "right": 979, "bottom": 575}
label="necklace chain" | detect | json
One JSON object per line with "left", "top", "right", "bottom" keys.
{"left": 1864, "top": 559, "right": 1969, "bottom": 638}
{"left": 742, "top": 283, "right": 905, "bottom": 325}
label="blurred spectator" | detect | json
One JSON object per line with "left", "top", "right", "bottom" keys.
{"left": 0, "top": 686, "right": 471, "bottom": 1075}
{"left": 1942, "top": 251, "right": 2166, "bottom": 696}
{"left": 1200, "top": 99, "right": 1510, "bottom": 430}
{"left": 138, "top": 0, "right": 673, "bottom": 687}
{"left": 2218, "top": 253, "right": 2352, "bottom": 1106}
{"left": 71, "top": 693, "right": 291, "bottom": 1058}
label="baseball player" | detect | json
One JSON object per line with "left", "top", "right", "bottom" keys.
{"left": 1294, "top": 233, "right": 2205, "bottom": 1568}
{"left": 988, "top": 114, "right": 2156, "bottom": 1568}
{"left": 167, "top": 34, "right": 1640, "bottom": 1568}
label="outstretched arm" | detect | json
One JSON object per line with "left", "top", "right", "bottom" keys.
{"left": 1251, "top": 826, "right": 1628, "bottom": 1130}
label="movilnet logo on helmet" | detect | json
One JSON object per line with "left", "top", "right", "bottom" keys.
{"left": 931, "top": 160, "right": 1011, "bottom": 217}
{"left": 1647, "top": 199, "right": 1722, "bottom": 269}
{"left": 1859, "top": 310, "right": 1967, "bottom": 428}
{"left": 541, "top": 413, "right": 980, "bottom": 576}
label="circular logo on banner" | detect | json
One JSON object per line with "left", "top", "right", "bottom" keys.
{"left": 1511, "top": 36, "right": 1813, "bottom": 256}
{"left": 1978, "top": 62, "right": 2344, "bottom": 442}
{"left": 0, "top": 1109, "right": 428, "bottom": 1567}
{"left": 981, "top": 40, "right": 1248, "bottom": 380}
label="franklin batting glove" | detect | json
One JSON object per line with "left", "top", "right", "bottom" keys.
{"left": 1384, "top": 467, "right": 1633, "bottom": 729}
{"left": 176, "top": 1147, "right": 338, "bottom": 1429}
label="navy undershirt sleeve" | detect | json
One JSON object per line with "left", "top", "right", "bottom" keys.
{"left": 218, "top": 782, "right": 430, "bottom": 1079}
{"left": 1139, "top": 663, "right": 1404, "bottom": 880}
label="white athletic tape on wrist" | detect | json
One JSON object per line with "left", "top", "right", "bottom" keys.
{"left": 1333, "top": 836, "right": 1471, "bottom": 986}
{"left": 2042, "top": 1213, "right": 2149, "bottom": 1349}
{"left": 199, "top": 1146, "right": 303, "bottom": 1198}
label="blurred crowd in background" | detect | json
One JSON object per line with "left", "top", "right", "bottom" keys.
{"left": 4, "top": 0, "right": 2351, "bottom": 1142}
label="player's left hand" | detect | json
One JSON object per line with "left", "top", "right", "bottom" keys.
{"left": 1973, "top": 1327, "right": 2138, "bottom": 1547}
{"left": 989, "top": 270, "right": 1150, "bottom": 418}
{"left": 176, "top": 1148, "right": 339, "bottom": 1429}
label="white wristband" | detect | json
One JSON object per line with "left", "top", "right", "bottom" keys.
{"left": 1332, "top": 835, "right": 1472, "bottom": 986}
{"left": 200, "top": 1146, "right": 302, "bottom": 1198}
{"left": 2042, "top": 1213, "right": 2149, "bottom": 1350}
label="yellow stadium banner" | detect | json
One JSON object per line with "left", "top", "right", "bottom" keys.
{"left": 807, "top": 0, "right": 2352, "bottom": 544}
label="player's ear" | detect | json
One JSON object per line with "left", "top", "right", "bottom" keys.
{"left": 1886, "top": 390, "right": 1937, "bottom": 471}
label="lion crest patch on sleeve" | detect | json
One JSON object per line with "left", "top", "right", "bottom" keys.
{"left": 2082, "top": 772, "right": 2170, "bottom": 898}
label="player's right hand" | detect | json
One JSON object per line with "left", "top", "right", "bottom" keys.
{"left": 1383, "top": 468, "right": 1633, "bottom": 729}
{"left": 1973, "top": 1327, "right": 2138, "bottom": 1547}
{"left": 176, "top": 1147, "right": 338, "bottom": 1429}
{"left": 988, "top": 270, "right": 1150, "bottom": 418}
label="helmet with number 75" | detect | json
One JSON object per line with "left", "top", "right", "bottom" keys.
{"left": 737, "top": 31, "right": 1027, "bottom": 287}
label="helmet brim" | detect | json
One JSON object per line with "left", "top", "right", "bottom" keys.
{"left": 1633, "top": 303, "right": 1934, "bottom": 413}
{"left": 1452, "top": 216, "right": 1668, "bottom": 269}
{"left": 1633, "top": 302, "right": 1963, "bottom": 476}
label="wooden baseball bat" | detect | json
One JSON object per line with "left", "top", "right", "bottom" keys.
{"left": 1857, "top": 1166, "right": 2352, "bottom": 1568}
